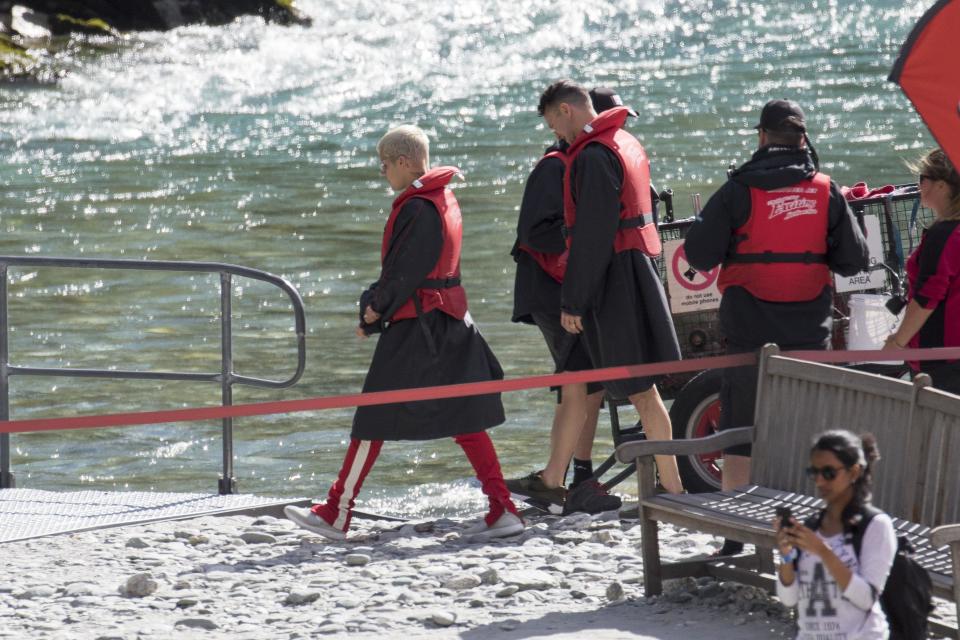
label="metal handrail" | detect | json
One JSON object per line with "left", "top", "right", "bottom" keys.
{"left": 0, "top": 255, "right": 307, "bottom": 494}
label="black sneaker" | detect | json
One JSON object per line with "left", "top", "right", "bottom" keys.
{"left": 563, "top": 479, "right": 622, "bottom": 515}
{"left": 505, "top": 471, "right": 566, "bottom": 511}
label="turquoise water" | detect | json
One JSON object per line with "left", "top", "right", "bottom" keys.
{"left": 0, "top": 0, "right": 935, "bottom": 518}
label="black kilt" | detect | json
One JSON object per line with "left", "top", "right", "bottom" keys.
{"left": 351, "top": 310, "right": 505, "bottom": 441}
{"left": 580, "top": 251, "right": 681, "bottom": 399}
{"left": 530, "top": 311, "right": 604, "bottom": 397}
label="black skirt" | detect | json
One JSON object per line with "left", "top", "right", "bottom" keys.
{"left": 580, "top": 251, "right": 681, "bottom": 399}
{"left": 351, "top": 310, "right": 506, "bottom": 441}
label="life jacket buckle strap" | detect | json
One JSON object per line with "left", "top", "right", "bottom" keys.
{"left": 419, "top": 276, "right": 461, "bottom": 289}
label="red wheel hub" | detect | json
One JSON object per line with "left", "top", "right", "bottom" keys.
{"left": 693, "top": 399, "right": 723, "bottom": 483}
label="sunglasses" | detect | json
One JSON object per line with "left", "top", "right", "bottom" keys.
{"left": 805, "top": 465, "right": 846, "bottom": 481}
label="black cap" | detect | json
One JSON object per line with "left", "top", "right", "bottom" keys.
{"left": 754, "top": 99, "right": 806, "bottom": 133}
{"left": 590, "top": 87, "right": 638, "bottom": 116}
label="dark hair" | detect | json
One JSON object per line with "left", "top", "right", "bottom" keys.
{"left": 537, "top": 79, "right": 590, "bottom": 116}
{"left": 811, "top": 430, "right": 880, "bottom": 523}
{"left": 764, "top": 129, "right": 804, "bottom": 146}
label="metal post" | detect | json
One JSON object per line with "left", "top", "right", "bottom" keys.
{"left": 218, "top": 272, "right": 236, "bottom": 495}
{"left": 1, "top": 264, "right": 15, "bottom": 488}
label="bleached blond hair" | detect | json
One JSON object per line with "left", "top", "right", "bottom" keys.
{"left": 377, "top": 125, "right": 430, "bottom": 166}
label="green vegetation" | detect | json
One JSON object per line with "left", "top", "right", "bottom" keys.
{"left": 53, "top": 14, "right": 115, "bottom": 35}
{"left": 0, "top": 33, "right": 33, "bottom": 77}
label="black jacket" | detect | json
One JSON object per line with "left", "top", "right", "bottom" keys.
{"left": 511, "top": 142, "right": 567, "bottom": 323}
{"left": 684, "top": 145, "right": 870, "bottom": 347}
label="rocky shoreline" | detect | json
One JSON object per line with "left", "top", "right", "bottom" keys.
{"left": 0, "top": 509, "right": 801, "bottom": 639}
{"left": 0, "top": 1, "right": 310, "bottom": 80}
{"left": 3, "top": 507, "right": 956, "bottom": 638}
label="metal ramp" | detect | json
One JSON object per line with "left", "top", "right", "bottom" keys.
{"left": 0, "top": 488, "right": 301, "bottom": 543}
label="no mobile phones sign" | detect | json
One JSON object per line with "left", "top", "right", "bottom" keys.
{"left": 664, "top": 239, "right": 721, "bottom": 314}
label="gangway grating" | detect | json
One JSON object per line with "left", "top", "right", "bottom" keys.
{"left": 0, "top": 488, "right": 299, "bottom": 544}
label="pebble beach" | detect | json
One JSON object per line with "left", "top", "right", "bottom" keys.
{"left": 0, "top": 509, "right": 802, "bottom": 640}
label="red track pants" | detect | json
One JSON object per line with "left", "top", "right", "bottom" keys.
{"left": 311, "top": 431, "right": 517, "bottom": 532}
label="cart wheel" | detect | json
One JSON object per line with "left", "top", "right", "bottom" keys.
{"left": 670, "top": 369, "right": 724, "bottom": 493}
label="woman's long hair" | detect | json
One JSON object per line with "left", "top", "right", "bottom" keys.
{"left": 810, "top": 430, "right": 880, "bottom": 526}
{"left": 910, "top": 148, "right": 960, "bottom": 221}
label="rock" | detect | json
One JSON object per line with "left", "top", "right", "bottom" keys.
{"left": 413, "top": 522, "right": 434, "bottom": 533}
{"left": 317, "top": 623, "right": 345, "bottom": 635}
{"left": 499, "top": 619, "right": 520, "bottom": 631}
{"left": 430, "top": 611, "right": 456, "bottom": 627}
{"left": 593, "top": 530, "right": 621, "bottom": 544}
{"left": 176, "top": 618, "right": 219, "bottom": 630}
{"left": 478, "top": 567, "right": 499, "bottom": 585}
{"left": 666, "top": 591, "right": 694, "bottom": 604}
{"left": 125, "top": 537, "right": 150, "bottom": 549}
{"left": 699, "top": 583, "right": 724, "bottom": 598}
{"left": 63, "top": 583, "right": 95, "bottom": 597}
{"left": 496, "top": 585, "right": 519, "bottom": 598}
{"left": 239, "top": 532, "right": 276, "bottom": 545}
{"left": 188, "top": 535, "right": 209, "bottom": 546}
{"left": 499, "top": 570, "right": 559, "bottom": 591}
{"left": 606, "top": 582, "right": 625, "bottom": 601}
{"left": 16, "top": 586, "right": 55, "bottom": 599}
{"left": 176, "top": 599, "right": 198, "bottom": 609}
{"left": 285, "top": 591, "right": 320, "bottom": 606}
{"left": 345, "top": 554, "right": 370, "bottom": 567}
{"left": 120, "top": 574, "right": 157, "bottom": 598}
{"left": 443, "top": 574, "right": 481, "bottom": 590}
{"left": 570, "top": 590, "right": 588, "bottom": 599}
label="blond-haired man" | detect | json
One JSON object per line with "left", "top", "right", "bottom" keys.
{"left": 285, "top": 125, "right": 522, "bottom": 539}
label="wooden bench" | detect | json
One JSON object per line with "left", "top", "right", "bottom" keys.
{"left": 616, "top": 344, "right": 959, "bottom": 635}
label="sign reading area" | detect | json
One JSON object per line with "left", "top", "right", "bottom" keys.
{"left": 664, "top": 239, "right": 721, "bottom": 314}
{"left": 835, "top": 215, "right": 886, "bottom": 293}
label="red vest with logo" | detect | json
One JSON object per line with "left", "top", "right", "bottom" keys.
{"left": 382, "top": 166, "right": 468, "bottom": 322}
{"left": 563, "top": 107, "right": 661, "bottom": 257}
{"left": 717, "top": 172, "right": 832, "bottom": 302}
{"left": 516, "top": 150, "right": 570, "bottom": 283}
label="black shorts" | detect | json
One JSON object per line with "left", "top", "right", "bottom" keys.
{"left": 719, "top": 340, "right": 826, "bottom": 457}
{"left": 530, "top": 311, "right": 604, "bottom": 397}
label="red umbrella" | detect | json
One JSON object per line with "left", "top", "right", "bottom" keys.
{"left": 889, "top": 0, "right": 960, "bottom": 168}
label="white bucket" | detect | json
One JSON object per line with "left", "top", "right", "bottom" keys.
{"left": 846, "top": 293, "right": 905, "bottom": 364}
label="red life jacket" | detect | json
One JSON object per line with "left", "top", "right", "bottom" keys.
{"left": 717, "top": 172, "right": 833, "bottom": 302}
{"left": 516, "top": 149, "right": 569, "bottom": 283}
{"left": 381, "top": 166, "right": 468, "bottom": 322}
{"left": 562, "top": 106, "right": 661, "bottom": 257}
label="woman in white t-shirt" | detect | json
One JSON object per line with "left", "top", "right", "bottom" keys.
{"left": 774, "top": 430, "right": 897, "bottom": 639}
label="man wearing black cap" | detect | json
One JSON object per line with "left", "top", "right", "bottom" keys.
{"left": 534, "top": 79, "right": 685, "bottom": 496}
{"left": 684, "top": 99, "right": 869, "bottom": 555}
{"left": 507, "top": 87, "right": 639, "bottom": 515}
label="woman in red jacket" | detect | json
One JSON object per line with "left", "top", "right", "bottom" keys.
{"left": 884, "top": 148, "right": 960, "bottom": 393}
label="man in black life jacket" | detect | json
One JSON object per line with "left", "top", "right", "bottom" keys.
{"left": 538, "top": 79, "right": 685, "bottom": 495}
{"left": 507, "top": 88, "right": 636, "bottom": 514}
{"left": 684, "top": 99, "right": 869, "bottom": 555}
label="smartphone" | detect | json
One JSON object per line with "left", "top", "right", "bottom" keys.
{"left": 775, "top": 506, "right": 793, "bottom": 529}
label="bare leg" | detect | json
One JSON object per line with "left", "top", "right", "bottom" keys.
{"left": 628, "top": 385, "right": 684, "bottom": 494}
{"left": 721, "top": 454, "right": 751, "bottom": 492}
{"left": 540, "top": 383, "right": 588, "bottom": 488}
{"left": 573, "top": 390, "right": 605, "bottom": 461}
